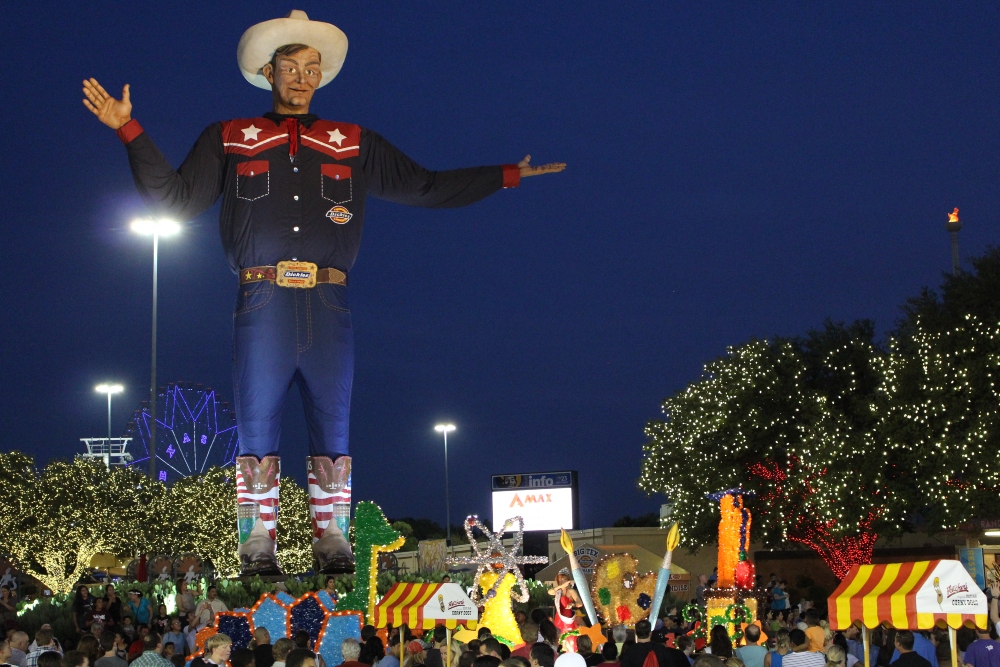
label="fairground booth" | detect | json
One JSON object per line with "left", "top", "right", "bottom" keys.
{"left": 373, "top": 582, "right": 479, "bottom": 667}
{"left": 828, "top": 560, "right": 988, "bottom": 667}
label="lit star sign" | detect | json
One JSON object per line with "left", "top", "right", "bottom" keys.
{"left": 159, "top": 471, "right": 167, "bottom": 482}
{"left": 327, "top": 128, "right": 346, "bottom": 146}
{"left": 166, "top": 444, "right": 176, "bottom": 458}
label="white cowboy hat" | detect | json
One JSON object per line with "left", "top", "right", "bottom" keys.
{"left": 237, "top": 10, "right": 348, "bottom": 90}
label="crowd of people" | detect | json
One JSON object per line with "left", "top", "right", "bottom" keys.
{"left": 3, "top": 572, "right": 1000, "bottom": 667}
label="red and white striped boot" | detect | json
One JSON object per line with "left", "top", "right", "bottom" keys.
{"left": 307, "top": 455, "right": 355, "bottom": 573}
{"left": 236, "top": 455, "right": 283, "bottom": 576}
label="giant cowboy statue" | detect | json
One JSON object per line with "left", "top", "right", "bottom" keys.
{"left": 82, "top": 11, "right": 565, "bottom": 576}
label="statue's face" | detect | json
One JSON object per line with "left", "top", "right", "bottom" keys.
{"left": 264, "top": 47, "right": 323, "bottom": 111}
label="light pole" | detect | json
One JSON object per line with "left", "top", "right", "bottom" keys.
{"left": 947, "top": 207, "right": 962, "bottom": 275}
{"left": 132, "top": 218, "right": 180, "bottom": 480}
{"left": 94, "top": 383, "right": 124, "bottom": 439}
{"left": 434, "top": 423, "right": 456, "bottom": 546}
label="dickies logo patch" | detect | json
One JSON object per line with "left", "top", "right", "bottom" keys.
{"left": 326, "top": 206, "right": 353, "bottom": 224}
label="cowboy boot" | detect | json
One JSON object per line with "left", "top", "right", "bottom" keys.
{"left": 236, "top": 455, "right": 283, "bottom": 576}
{"left": 307, "top": 455, "right": 355, "bottom": 573}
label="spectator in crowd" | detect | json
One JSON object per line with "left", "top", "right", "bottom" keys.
{"left": 253, "top": 628, "right": 274, "bottom": 667}
{"left": 381, "top": 638, "right": 401, "bottom": 667}
{"left": 578, "top": 636, "right": 603, "bottom": 667}
{"left": 103, "top": 586, "right": 122, "bottom": 629}
{"left": 890, "top": 633, "right": 931, "bottom": 667}
{"left": 480, "top": 641, "right": 502, "bottom": 661}
{"left": 128, "top": 627, "right": 151, "bottom": 662}
{"left": 195, "top": 588, "right": 228, "bottom": 630}
{"left": 477, "top": 630, "right": 492, "bottom": 642}
{"left": 35, "top": 655, "right": 61, "bottom": 667}
{"left": 85, "top": 599, "right": 109, "bottom": 632}
{"left": 458, "top": 654, "right": 475, "bottom": 667}
{"left": 1, "top": 586, "right": 18, "bottom": 631}
{"left": 472, "top": 657, "right": 499, "bottom": 667}
{"left": 359, "top": 637, "right": 384, "bottom": 667}
{"left": 181, "top": 614, "right": 198, "bottom": 653}
{"left": 294, "top": 632, "right": 324, "bottom": 667}
{"left": 404, "top": 642, "right": 425, "bottom": 667}
{"left": 539, "top": 622, "right": 560, "bottom": 653}
{"left": 675, "top": 636, "right": 693, "bottom": 666}
{"left": 693, "top": 656, "right": 727, "bottom": 667}
{"left": 286, "top": 649, "right": 317, "bottom": 667}
{"left": 61, "top": 651, "right": 88, "bottom": 667}
{"left": 26, "top": 629, "right": 62, "bottom": 667}
{"left": 162, "top": 620, "right": 185, "bottom": 662}
{"left": 120, "top": 619, "right": 134, "bottom": 643}
{"left": 1, "top": 637, "right": 14, "bottom": 667}
{"left": 956, "top": 623, "right": 999, "bottom": 667}
{"left": 131, "top": 633, "right": 172, "bottom": 667}
{"left": 191, "top": 634, "right": 232, "bottom": 667}
{"left": 175, "top": 582, "right": 195, "bottom": 619}
{"left": 230, "top": 648, "right": 256, "bottom": 667}
{"left": 825, "top": 646, "right": 847, "bottom": 667}
{"left": 337, "top": 639, "right": 365, "bottom": 667}
{"left": 736, "top": 625, "right": 767, "bottom": 667}
{"left": 73, "top": 587, "right": 96, "bottom": 635}
{"left": 323, "top": 578, "right": 339, "bottom": 606}
{"left": 272, "top": 639, "right": 295, "bottom": 667}
{"left": 621, "top": 620, "right": 688, "bottom": 667}
{"left": 772, "top": 582, "right": 789, "bottom": 618}
{"left": 9, "top": 632, "right": 29, "bottom": 667}
{"left": 161, "top": 644, "right": 177, "bottom": 662}
{"left": 599, "top": 641, "right": 620, "bottom": 667}
{"left": 781, "top": 629, "right": 825, "bottom": 667}
{"left": 500, "top": 659, "right": 529, "bottom": 667}
{"left": 75, "top": 637, "right": 100, "bottom": 667}
{"left": 423, "top": 628, "right": 445, "bottom": 667}
{"left": 764, "top": 628, "right": 792, "bottom": 667}
{"left": 94, "top": 632, "right": 126, "bottom": 667}
{"left": 706, "top": 625, "right": 733, "bottom": 659}
{"left": 90, "top": 624, "right": 105, "bottom": 644}
{"left": 890, "top": 631, "right": 937, "bottom": 667}
{"left": 830, "top": 635, "right": 858, "bottom": 667}
{"left": 150, "top": 606, "right": 169, "bottom": 636}
{"left": 928, "top": 629, "right": 950, "bottom": 667}
{"left": 127, "top": 592, "right": 152, "bottom": 627}
{"left": 803, "top": 612, "right": 824, "bottom": 653}
{"left": 529, "top": 645, "right": 554, "bottom": 667}
{"left": 696, "top": 576, "right": 709, "bottom": 606}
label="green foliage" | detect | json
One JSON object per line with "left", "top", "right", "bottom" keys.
{"left": 639, "top": 247, "right": 1000, "bottom": 577}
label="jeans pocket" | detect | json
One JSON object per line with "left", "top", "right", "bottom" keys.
{"left": 234, "top": 280, "right": 275, "bottom": 316}
{"left": 321, "top": 164, "right": 352, "bottom": 204}
{"left": 316, "top": 284, "right": 349, "bottom": 312}
{"left": 237, "top": 160, "right": 270, "bottom": 201}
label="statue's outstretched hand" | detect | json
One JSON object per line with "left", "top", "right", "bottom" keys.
{"left": 82, "top": 78, "right": 132, "bottom": 130}
{"left": 518, "top": 154, "right": 566, "bottom": 178}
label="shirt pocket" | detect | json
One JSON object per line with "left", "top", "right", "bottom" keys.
{"left": 236, "top": 160, "right": 270, "bottom": 201}
{"left": 321, "top": 164, "right": 352, "bottom": 204}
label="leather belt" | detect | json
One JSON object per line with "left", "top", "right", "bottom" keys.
{"left": 240, "top": 265, "right": 347, "bottom": 287}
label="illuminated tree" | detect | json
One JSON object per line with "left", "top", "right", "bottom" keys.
{"left": 159, "top": 467, "right": 240, "bottom": 577}
{"left": 0, "top": 457, "right": 161, "bottom": 594}
{"left": 275, "top": 476, "right": 314, "bottom": 574}
{"left": 883, "top": 248, "right": 1000, "bottom": 528}
{"left": 640, "top": 321, "right": 904, "bottom": 578}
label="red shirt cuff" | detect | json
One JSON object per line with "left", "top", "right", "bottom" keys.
{"left": 501, "top": 164, "right": 521, "bottom": 189}
{"left": 116, "top": 119, "right": 143, "bottom": 145}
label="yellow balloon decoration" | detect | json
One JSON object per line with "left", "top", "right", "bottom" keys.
{"left": 479, "top": 571, "right": 525, "bottom": 647}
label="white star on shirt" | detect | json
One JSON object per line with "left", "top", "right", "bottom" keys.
{"left": 327, "top": 128, "right": 347, "bottom": 146}
{"left": 242, "top": 124, "right": 262, "bottom": 141}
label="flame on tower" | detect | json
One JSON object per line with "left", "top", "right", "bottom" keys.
{"left": 948, "top": 208, "right": 960, "bottom": 223}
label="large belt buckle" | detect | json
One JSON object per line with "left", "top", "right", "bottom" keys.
{"left": 275, "top": 260, "right": 318, "bottom": 288}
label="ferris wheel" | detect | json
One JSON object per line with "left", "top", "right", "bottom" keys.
{"left": 125, "top": 382, "right": 240, "bottom": 484}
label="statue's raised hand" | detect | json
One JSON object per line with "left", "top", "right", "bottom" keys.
{"left": 518, "top": 154, "right": 567, "bottom": 178}
{"left": 82, "top": 78, "right": 132, "bottom": 130}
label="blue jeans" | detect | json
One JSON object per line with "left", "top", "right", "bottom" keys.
{"left": 233, "top": 280, "right": 354, "bottom": 458}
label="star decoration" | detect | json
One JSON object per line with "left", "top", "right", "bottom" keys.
{"left": 577, "top": 623, "right": 607, "bottom": 648}
{"left": 327, "top": 128, "right": 347, "bottom": 146}
{"left": 446, "top": 515, "right": 547, "bottom": 604}
{"left": 245, "top": 270, "right": 252, "bottom": 280}
{"left": 242, "top": 124, "right": 262, "bottom": 141}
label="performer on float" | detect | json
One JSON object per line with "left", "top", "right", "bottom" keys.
{"left": 548, "top": 568, "right": 583, "bottom": 632}
{"left": 82, "top": 10, "right": 565, "bottom": 575}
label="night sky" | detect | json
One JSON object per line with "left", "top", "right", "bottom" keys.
{"left": 2, "top": 2, "right": 998, "bottom": 529}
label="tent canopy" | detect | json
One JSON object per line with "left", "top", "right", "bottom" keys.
{"left": 373, "top": 583, "right": 478, "bottom": 630}
{"left": 828, "top": 560, "right": 987, "bottom": 630}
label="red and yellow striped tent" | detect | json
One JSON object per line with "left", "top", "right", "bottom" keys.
{"left": 828, "top": 560, "right": 987, "bottom": 631}
{"left": 373, "top": 582, "right": 479, "bottom": 630}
